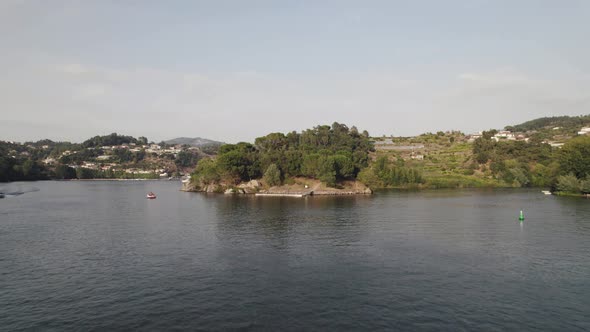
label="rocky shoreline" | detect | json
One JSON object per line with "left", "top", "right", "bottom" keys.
{"left": 182, "top": 178, "right": 373, "bottom": 196}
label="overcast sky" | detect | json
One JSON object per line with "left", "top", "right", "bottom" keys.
{"left": 1, "top": 0, "right": 589, "bottom": 143}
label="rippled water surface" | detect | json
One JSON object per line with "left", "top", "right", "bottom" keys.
{"left": 2, "top": 181, "right": 590, "bottom": 331}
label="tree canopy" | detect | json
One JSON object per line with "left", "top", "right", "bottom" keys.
{"left": 559, "top": 136, "right": 590, "bottom": 179}
{"left": 81, "top": 133, "right": 140, "bottom": 148}
{"left": 191, "top": 123, "right": 373, "bottom": 188}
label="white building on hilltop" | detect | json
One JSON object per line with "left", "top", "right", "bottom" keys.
{"left": 578, "top": 127, "right": 590, "bottom": 135}
{"left": 492, "top": 131, "right": 515, "bottom": 142}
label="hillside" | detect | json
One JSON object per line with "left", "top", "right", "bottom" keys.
{"left": 368, "top": 132, "right": 487, "bottom": 189}
{"left": 0, "top": 133, "right": 212, "bottom": 182}
{"left": 368, "top": 115, "right": 590, "bottom": 193}
{"left": 503, "top": 114, "right": 590, "bottom": 142}
{"left": 164, "top": 137, "right": 223, "bottom": 147}
{"left": 506, "top": 115, "right": 590, "bottom": 132}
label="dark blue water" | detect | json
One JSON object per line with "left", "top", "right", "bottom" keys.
{"left": 1, "top": 181, "right": 590, "bottom": 331}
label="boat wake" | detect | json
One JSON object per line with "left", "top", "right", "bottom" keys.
{"left": 0, "top": 186, "right": 40, "bottom": 198}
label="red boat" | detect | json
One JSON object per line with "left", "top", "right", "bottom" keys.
{"left": 146, "top": 192, "right": 157, "bottom": 199}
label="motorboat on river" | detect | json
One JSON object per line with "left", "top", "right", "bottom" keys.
{"left": 146, "top": 192, "right": 157, "bottom": 199}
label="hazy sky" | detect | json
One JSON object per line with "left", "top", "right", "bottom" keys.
{"left": 1, "top": 0, "right": 589, "bottom": 143}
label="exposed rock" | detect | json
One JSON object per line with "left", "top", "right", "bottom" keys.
{"left": 181, "top": 181, "right": 195, "bottom": 192}
{"left": 238, "top": 180, "right": 261, "bottom": 189}
{"left": 205, "top": 184, "right": 220, "bottom": 193}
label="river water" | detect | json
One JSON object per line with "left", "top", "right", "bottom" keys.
{"left": 1, "top": 181, "right": 589, "bottom": 331}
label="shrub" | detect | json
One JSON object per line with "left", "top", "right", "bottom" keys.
{"left": 556, "top": 173, "right": 581, "bottom": 193}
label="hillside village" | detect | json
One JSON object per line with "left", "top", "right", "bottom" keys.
{"left": 0, "top": 134, "right": 222, "bottom": 181}
{"left": 39, "top": 143, "right": 200, "bottom": 177}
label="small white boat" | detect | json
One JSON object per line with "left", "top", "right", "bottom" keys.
{"left": 541, "top": 190, "right": 552, "bottom": 195}
{"left": 146, "top": 192, "right": 157, "bottom": 199}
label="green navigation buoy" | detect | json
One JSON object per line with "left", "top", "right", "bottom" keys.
{"left": 519, "top": 210, "right": 525, "bottom": 221}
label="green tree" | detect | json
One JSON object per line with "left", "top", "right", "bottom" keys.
{"left": 175, "top": 150, "right": 200, "bottom": 167}
{"left": 332, "top": 154, "right": 355, "bottom": 179}
{"left": 75, "top": 167, "right": 95, "bottom": 179}
{"left": 114, "top": 148, "right": 133, "bottom": 163}
{"left": 559, "top": 136, "right": 590, "bottom": 178}
{"left": 531, "top": 163, "right": 557, "bottom": 187}
{"left": 263, "top": 164, "right": 281, "bottom": 186}
{"left": 509, "top": 167, "right": 530, "bottom": 187}
{"left": 301, "top": 153, "right": 321, "bottom": 178}
{"left": 556, "top": 173, "right": 581, "bottom": 193}
{"left": 55, "top": 164, "right": 76, "bottom": 179}
{"left": 192, "top": 158, "right": 220, "bottom": 184}
{"left": 217, "top": 143, "right": 260, "bottom": 182}
{"left": 318, "top": 156, "right": 337, "bottom": 187}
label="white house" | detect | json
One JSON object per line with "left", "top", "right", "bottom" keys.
{"left": 467, "top": 132, "right": 483, "bottom": 142}
{"left": 492, "top": 131, "right": 515, "bottom": 142}
{"left": 577, "top": 127, "right": 590, "bottom": 135}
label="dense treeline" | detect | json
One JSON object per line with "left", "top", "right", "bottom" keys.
{"left": 191, "top": 123, "right": 373, "bottom": 188}
{"left": 0, "top": 156, "right": 51, "bottom": 182}
{"left": 0, "top": 141, "right": 49, "bottom": 181}
{"left": 473, "top": 133, "right": 590, "bottom": 194}
{"left": 554, "top": 136, "right": 590, "bottom": 195}
{"left": 82, "top": 133, "right": 147, "bottom": 148}
{"left": 358, "top": 156, "right": 424, "bottom": 188}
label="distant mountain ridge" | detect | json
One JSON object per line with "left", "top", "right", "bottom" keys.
{"left": 165, "top": 137, "right": 224, "bottom": 147}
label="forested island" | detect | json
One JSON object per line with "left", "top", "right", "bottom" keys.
{"left": 3, "top": 115, "right": 590, "bottom": 197}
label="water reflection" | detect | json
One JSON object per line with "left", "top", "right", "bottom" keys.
{"left": 2, "top": 183, "right": 590, "bottom": 331}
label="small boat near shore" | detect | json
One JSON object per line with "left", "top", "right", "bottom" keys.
{"left": 146, "top": 192, "right": 157, "bottom": 199}
{"left": 542, "top": 190, "right": 552, "bottom": 195}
